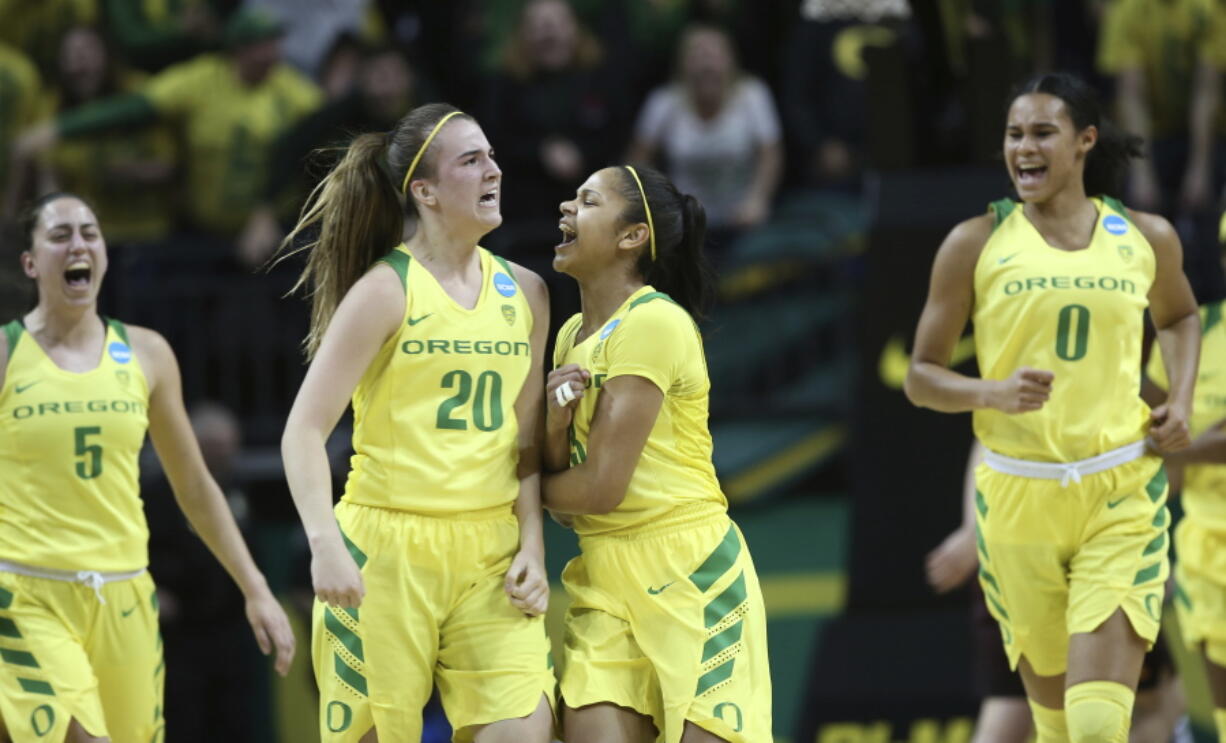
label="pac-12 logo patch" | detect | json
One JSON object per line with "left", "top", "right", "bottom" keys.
{"left": 108, "top": 342, "right": 132, "bottom": 364}
{"left": 494, "top": 272, "right": 516, "bottom": 297}
{"left": 599, "top": 319, "right": 621, "bottom": 340}
{"left": 1103, "top": 215, "right": 1129, "bottom": 235}
{"left": 1118, "top": 244, "right": 1134, "bottom": 262}
{"left": 501, "top": 304, "right": 516, "bottom": 326}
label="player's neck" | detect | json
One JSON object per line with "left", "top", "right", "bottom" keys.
{"left": 578, "top": 276, "right": 646, "bottom": 333}
{"left": 24, "top": 303, "right": 101, "bottom": 348}
{"left": 1023, "top": 184, "right": 1093, "bottom": 225}
{"left": 405, "top": 221, "right": 481, "bottom": 279}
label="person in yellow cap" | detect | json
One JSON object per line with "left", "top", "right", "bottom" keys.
{"left": 905, "top": 72, "right": 1200, "bottom": 742}
{"left": 278, "top": 102, "right": 555, "bottom": 742}
{"left": 0, "top": 192, "right": 295, "bottom": 743}
{"left": 543, "top": 164, "right": 772, "bottom": 743}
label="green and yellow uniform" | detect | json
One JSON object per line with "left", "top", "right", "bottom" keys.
{"left": 0, "top": 318, "right": 162, "bottom": 743}
{"left": 39, "top": 72, "right": 177, "bottom": 245}
{"left": 0, "top": 0, "right": 96, "bottom": 75}
{"left": 142, "top": 53, "right": 320, "bottom": 235}
{"left": 554, "top": 287, "right": 771, "bottom": 743}
{"left": 972, "top": 197, "right": 1170, "bottom": 677}
{"left": 1148, "top": 302, "right": 1226, "bottom": 667}
{"left": 313, "top": 246, "right": 554, "bottom": 742}
{"left": 1098, "top": 0, "right": 1226, "bottom": 137}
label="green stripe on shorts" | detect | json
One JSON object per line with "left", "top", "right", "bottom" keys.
{"left": 334, "top": 654, "right": 368, "bottom": 696}
{"left": 702, "top": 619, "right": 744, "bottom": 663}
{"left": 690, "top": 525, "right": 741, "bottom": 592}
{"left": 1134, "top": 563, "right": 1162, "bottom": 586}
{"left": 0, "top": 587, "right": 11, "bottom": 609}
{"left": 0, "top": 617, "right": 19, "bottom": 638}
{"left": 1175, "top": 580, "right": 1193, "bottom": 610}
{"left": 1142, "top": 533, "right": 1167, "bottom": 557}
{"left": 986, "top": 592, "right": 1010, "bottom": 621}
{"left": 704, "top": 572, "right": 747, "bottom": 629}
{"left": 1153, "top": 507, "right": 1169, "bottom": 528}
{"left": 18, "top": 678, "right": 53, "bottom": 695}
{"left": 339, "top": 528, "right": 368, "bottom": 569}
{"left": 975, "top": 490, "right": 988, "bottom": 518}
{"left": 325, "top": 608, "right": 364, "bottom": 662}
{"left": 696, "top": 658, "right": 735, "bottom": 696}
{"left": 979, "top": 568, "right": 1000, "bottom": 595}
{"left": 1, "top": 648, "right": 39, "bottom": 668}
{"left": 1146, "top": 468, "right": 1167, "bottom": 502}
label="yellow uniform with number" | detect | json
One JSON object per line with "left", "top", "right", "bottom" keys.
{"left": 312, "top": 246, "right": 554, "bottom": 743}
{"left": 1148, "top": 301, "right": 1226, "bottom": 666}
{"left": 972, "top": 197, "right": 1170, "bottom": 677}
{"left": 554, "top": 287, "right": 772, "bottom": 743}
{"left": 0, "top": 318, "right": 163, "bottom": 743}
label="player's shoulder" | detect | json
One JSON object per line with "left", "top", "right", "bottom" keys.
{"left": 123, "top": 323, "right": 174, "bottom": 364}
{"left": 1123, "top": 207, "right": 1177, "bottom": 249}
{"left": 501, "top": 258, "right": 547, "bottom": 301}
{"left": 623, "top": 292, "right": 695, "bottom": 334}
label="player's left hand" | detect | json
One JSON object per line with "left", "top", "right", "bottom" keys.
{"left": 504, "top": 549, "right": 549, "bottom": 617}
{"left": 1150, "top": 403, "right": 1192, "bottom": 453}
{"left": 245, "top": 590, "right": 296, "bottom": 676}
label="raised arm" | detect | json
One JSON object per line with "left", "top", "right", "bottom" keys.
{"left": 281, "top": 265, "right": 403, "bottom": 608}
{"left": 133, "top": 325, "right": 295, "bottom": 675}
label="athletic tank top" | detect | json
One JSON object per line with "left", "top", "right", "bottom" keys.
{"left": 0, "top": 317, "right": 151, "bottom": 571}
{"left": 554, "top": 287, "right": 726, "bottom": 536}
{"left": 972, "top": 197, "right": 1155, "bottom": 462}
{"left": 342, "top": 246, "right": 533, "bottom": 515}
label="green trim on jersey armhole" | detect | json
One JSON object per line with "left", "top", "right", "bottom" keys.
{"left": 1101, "top": 195, "right": 1134, "bottom": 225}
{"left": 2, "top": 320, "right": 22, "bottom": 363}
{"left": 1204, "top": 302, "right": 1223, "bottom": 336}
{"left": 378, "top": 247, "right": 411, "bottom": 290}
{"left": 988, "top": 199, "right": 1016, "bottom": 230}
{"left": 492, "top": 254, "right": 517, "bottom": 285}
{"left": 104, "top": 316, "right": 130, "bottom": 345}
{"left": 628, "top": 291, "right": 678, "bottom": 311}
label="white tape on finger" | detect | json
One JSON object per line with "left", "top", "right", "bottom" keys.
{"left": 555, "top": 383, "right": 576, "bottom": 406}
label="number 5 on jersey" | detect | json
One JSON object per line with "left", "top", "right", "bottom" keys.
{"left": 75, "top": 426, "right": 103, "bottom": 479}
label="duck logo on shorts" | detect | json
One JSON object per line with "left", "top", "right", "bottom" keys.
{"left": 1103, "top": 215, "right": 1129, "bottom": 235}
{"left": 502, "top": 304, "right": 516, "bottom": 326}
{"left": 108, "top": 342, "right": 132, "bottom": 364}
{"left": 1145, "top": 593, "right": 1162, "bottom": 621}
{"left": 494, "top": 272, "right": 517, "bottom": 297}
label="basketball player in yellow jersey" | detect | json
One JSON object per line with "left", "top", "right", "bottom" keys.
{"left": 278, "top": 103, "right": 555, "bottom": 743}
{"left": 1146, "top": 301, "right": 1226, "bottom": 738}
{"left": 542, "top": 165, "right": 771, "bottom": 743}
{"left": 906, "top": 73, "right": 1202, "bottom": 743}
{"left": 0, "top": 193, "right": 294, "bottom": 743}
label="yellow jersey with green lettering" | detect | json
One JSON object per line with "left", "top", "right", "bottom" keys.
{"left": 0, "top": 318, "right": 151, "bottom": 571}
{"left": 1148, "top": 301, "right": 1226, "bottom": 532}
{"left": 554, "top": 286, "right": 726, "bottom": 536}
{"left": 342, "top": 246, "right": 533, "bottom": 515}
{"left": 972, "top": 197, "right": 1155, "bottom": 462}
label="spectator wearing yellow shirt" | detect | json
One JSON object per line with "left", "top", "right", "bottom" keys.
{"left": 16, "top": 7, "right": 322, "bottom": 256}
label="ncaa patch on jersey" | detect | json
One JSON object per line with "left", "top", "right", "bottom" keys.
{"left": 1103, "top": 215, "right": 1129, "bottom": 235}
{"left": 494, "top": 272, "right": 517, "bottom": 297}
{"left": 600, "top": 319, "right": 621, "bottom": 339}
{"left": 109, "top": 342, "right": 132, "bottom": 364}
{"left": 502, "top": 304, "right": 516, "bottom": 326}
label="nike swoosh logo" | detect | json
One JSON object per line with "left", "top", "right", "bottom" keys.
{"left": 1107, "top": 494, "right": 1132, "bottom": 509}
{"left": 646, "top": 582, "right": 676, "bottom": 595}
{"left": 998, "top": 252, "right": 1021, "bottom": 265}
{"left": 15, "top": 381, "right": 41, "bottom": 394}
{"left": 120, "top": 605, "right": 138, "bottom": 617}
{"left": 878, "top": 334, "right": 976, "bottom": 390}
{"left": 407, "top": 314, "right": 433, "bottom": 326}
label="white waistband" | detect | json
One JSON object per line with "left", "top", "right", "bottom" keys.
{"left": 982, "top": 439, "right": 1150, "bottom": 488}
{"left": 0, "top": 560, "right": 146, "bottom": 604}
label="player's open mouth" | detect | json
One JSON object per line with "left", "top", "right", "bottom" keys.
{"left": 479, "top": 188, "right": 498, "bottom": 207}
{"left": 64, "top": 261, "right": 92, "bottom": 289}
{"left": 556, "top": 222, "right": 577, "bottom": 249}
{"left": 1016, "top": 165, "right": 1047, "bottom": 186}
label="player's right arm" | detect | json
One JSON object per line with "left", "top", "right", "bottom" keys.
{"left": 282, "top": 265, "right": 404, "bottom": 609}
{"left": 0, "top": 329, "right": 9, "bottom": 391}
{"left": 904, "top": 215, "right": 1054, "bottom": 414}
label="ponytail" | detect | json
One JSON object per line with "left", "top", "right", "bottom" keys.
{"left": 619, "top": 165, "right": 716, "bottom": 322}
{"left": 278, "top": 133, "right": 402, "bottom": 358}
{"left": 1010, "top": 72, "right": 1143, "bottom": 200}
{"left": 278, "top": 102, "right": 472, "bottom": 359}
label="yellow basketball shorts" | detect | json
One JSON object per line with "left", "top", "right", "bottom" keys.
{"left": 560, "top": 509, "right": 772, "bottom": 743}
{"left": 1172, "top": 518, "right": 1226, "bottom": 667}
{"left": 975, "top": 456, "right": 1169, "bottom": 677}
{"left": 313, "top": 501, "right": 556, "bottom": 743}
{"left": 0, "top": 570, "right": 163, "bottom": 743}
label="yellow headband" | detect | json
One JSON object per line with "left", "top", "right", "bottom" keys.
{"left": 623, "top": 165, "right": 656, "bottom": 261}
{"left": 401, "top": 110, "right": 464, "bottom": 196}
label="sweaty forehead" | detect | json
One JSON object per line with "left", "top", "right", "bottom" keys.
{"left": 38, "top": 198, "right": 97, "bottom": 231}
{"left": 1008, "top": 93, "right": 1071, "bottom": 126}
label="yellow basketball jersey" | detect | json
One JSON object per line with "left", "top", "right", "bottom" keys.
{"left": 342, "top": 246, "right": 533, "bottom": 515}
{"left": 0, "top": 317, "right": 150, "bottom": 571}
{"left": 554, "top": 287, "right": 726, "bottom": 536}
{"left": 1148, "top": 301, "right": 1226, "bottom": 532}
{"left": 972, "top": 197, "right": 1154, "bottom": 462}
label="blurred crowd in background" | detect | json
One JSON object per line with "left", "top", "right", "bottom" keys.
{"left": 3, "top": 0, "right": 1226, "bottom": 739}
